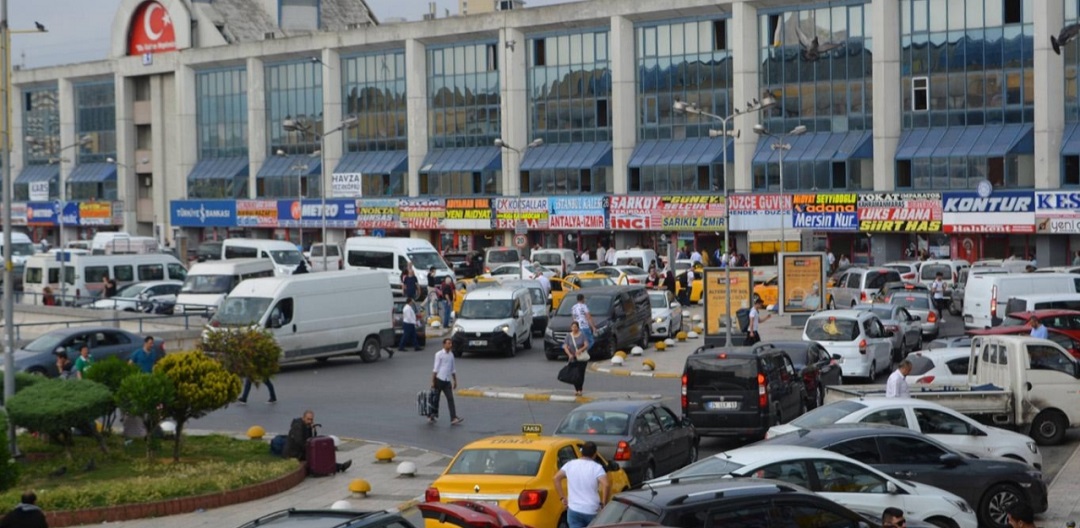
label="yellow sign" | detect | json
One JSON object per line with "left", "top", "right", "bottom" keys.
{"left": 704, "top": 268, "right": 754, "bottom": 336}
{"left": 780, "top": 253, "right": 826, "bottom": 314}
{"left": 521, "top": 424, "right": 542, "bottom": 435}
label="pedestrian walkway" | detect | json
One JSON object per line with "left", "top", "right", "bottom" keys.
{"left": 456, "top": 386, "right": 662, "bottom": 403}
{"left": 1043, "top": 437, "right": 1080, "bottom": 526}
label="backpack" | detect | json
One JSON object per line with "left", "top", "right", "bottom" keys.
{"left": 678, "top": 272, "right": 689, "bottom": 288}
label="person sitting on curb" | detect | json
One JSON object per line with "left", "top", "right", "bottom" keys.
{"left": 283, "top": 410, "right": 352, "bottom": 474}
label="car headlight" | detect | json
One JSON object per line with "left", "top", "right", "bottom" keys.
{"left": 654, "top": 317, "right": 664, "bottom": 324}
{"left": 947, "top": 498, "right": 972, "bottom": 513}
{"left": 1027, "top": 442, "right": 1039, "bottom": 454}
{"left": 545, "top": 327, "right": 554, "bottom": 338}
{"left": 452, "top": 326, "right": 464, "bottom": 335}
{"left": 500, "top": 325, "right": 512, "bottom": 336}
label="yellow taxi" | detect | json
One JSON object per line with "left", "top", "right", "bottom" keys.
{"left": 453, "top": 277, "right": 501, "bottom": 315}
{"left": 753, "top": 275, "right": 779, "bottom": 308}
{"left": 549, "top": 274, "right": 616, "bottom": 311}
{"left": 674, "top": 265, "right": 704, "bottom": 304}
{"left": 424, "top": 425, "right": 631, "bottom": 528}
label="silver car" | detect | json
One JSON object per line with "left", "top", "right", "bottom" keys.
{"left": 887, "top": 291, "right": 940, "bottom": 339}
{"left": 802, "top": 309, "right": 894, "bottom": 380}
{"left": 647, "top": 289, "right": 682, "bottom": 338}
{"left": 827, "top": 267, "right": 902, "bottom": 309}
{"left": 853, "top": 303, "right": 922, "bottom": 361}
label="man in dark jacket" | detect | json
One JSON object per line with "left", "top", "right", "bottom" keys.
{"left": 284, "top": 410, "right": 352, "bottom": 473}
{"left": 0, "top": 491, "right": 47, "bottom": 528}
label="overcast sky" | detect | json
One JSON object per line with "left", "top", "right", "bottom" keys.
{"left": 11, "top": 0, "right": 567, "bottom": 69}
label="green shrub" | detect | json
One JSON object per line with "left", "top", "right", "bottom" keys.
{"left": 199, "top": 327, "right": 281, "bottom": 386}
{"left": 155, "top": 351, "right": 240, "bottom": 461}
{"left": 0, "top": 411, "right": 20, "bottom": 491}
{"left": 7, "top": 379, "right": 113, "bottom": 456}
{"left": 115, "top": 373, "right": 175, "bottom": 459}
{"left": 84, "top": 357, "right": 139, "bottom": 431}
{"left": 0, "top": 372, "right": 45, "bottom": 404}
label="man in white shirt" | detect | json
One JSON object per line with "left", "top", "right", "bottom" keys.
{"left": 690, "top": 248, "right": 702, "bottom": 264}
{"left": 606, "top": 246, "right": 616, "bottom": 265}
{"left": 430, "top": 338, "right": 463, "bottom": 425}
{"left": 399, "top": 297, "right": 422, "bottom": 352}
{"left": 930, "top": 272, "right": 946, "bottom": 323}
{"left": 596, "top": 244, "right": 606, "bottom": 264}
{"left": 885, "top": 359, "right": 913, "bottom": 398}
{"left": 536, "top": 272, "right": 552, "bottom": 297}
{"left": 553, "top": 441, "right": 609, "bottom": 528}
{"left": 747, "top": 298, "right": 771, "bottom": 345}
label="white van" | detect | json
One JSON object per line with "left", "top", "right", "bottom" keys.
{"left": 221, "top": 238, "right": 305, "bottom": 276}
{"left": 531, "top": 249, "right": 576, "bottom": 277}
{"left": 207, "top": 270, "right": 395, "bottom": 364}
{"left": 91, "top": 232, "right": 132, "bottom": 255}
{"left": 1005, "top": 293, "right": 1080, "bottom": 316}
{"left": 343, "top": 237, "right": 453, "bottom": 297}
{"left": 104, "top": 236, "right": 161, "bottom": 255}
{"left": 449, "top": 287, "right": 534, "bottom": 357}
{"left": 963, "top": 273, "right": 1080, "bottom": 329}
{"left": 614, "top": 249, "right": 659, "bottom": 273}
{"left": 0, "top": 233, "right": 36, "bottom": 289}
{"left": 44, "top": 253, "right": 187, "bottom": 303}
{"left": 918, "top": 259, "right": 971, "bottom": 299}
{"left": 175, "top": 259, "right": 276, "bottom": 314}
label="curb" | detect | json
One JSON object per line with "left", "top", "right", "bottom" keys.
{"left": 457, "top": 388, "right": 592, "bottom": 403}
{"left": 589, "top": 364, "right": 680, "bottom": 379}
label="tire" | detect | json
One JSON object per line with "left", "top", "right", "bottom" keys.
{"left": 949, "top": 301, "right": 961, "bottom": 316}
{"left": 1030, "top": 410, "right": 1068, "bottom": 446}
{"left": 815, "top": 384, "right": 825, "bottom": 408}
{"left": 898, "top": 339, "right": 909, "bottom": 363}
{"left": 642, "top": 463, "right": 655, "bottom": 484}
{"left": 868, "top": 361, "right": 877, "bottom": 382}
{"left": 545, "top": 350, "right": 559, "bottom": 361}
{"left": 639, "top": 324, "right": 650, "bottom": 347}
{"left": 827, "top": 297, "right": 836, "bottom": 310}
{"left": 27, "top": 367, "right": 48, "bottom": 377}
{"left": 524, "top": 333, "right": 532, "bottom": 350}
{"left": 507, "top": 338, "right": 518, "bottom": 358}
{"left": 359, "top": 337, "right": 381, "bottom": 363}
{"left": 978, "top": 483, "right": 1023, "bottom": 528}
{"left": 604, "top": 338, "right": 617, "bottom": 360}
{"left": 850, "top": 301, "right": 857, "bottom": 308}
{"left": 686, "top": 442, "right": 698, "bottom": 466}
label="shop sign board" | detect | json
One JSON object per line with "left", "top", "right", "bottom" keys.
{"left": 779, "top": 253, "right": 826, "bottom": 316}
{"left": 236, "top": 200, "right": 278, "bottom": 228}
{"left": 1035, "top": 191, "right": 1080, "bottom": 234}
{"left": 277, "top": 199, "right": 358, "bottom": 228}
{"left": 610, "top": 195, "right": 726, "bottom": 231}
{"left": 331, "top": 173, "right": 363, "bottom": 198}
{"left": 29, "top": 182, "right": 49, "bottom": 202}
{"left": 549, "top": 196, "right": 607, "bottom": 230}
{"left": 443, "top": 198, "right": 493, "bottom": 230}
{"left": 942, "top": 190, "right": 1035, "bottom": 234}
{"left": 495, "top": 198, "right": 550, "bottom": 230}
{"left": 11, "top": 203, "right": 26, "bottom": 226}
{"left": 169, "top": 200, "right": 236, "bottom": 227}
{"left": 728, "top": 193, "right": 790, "bottom": 231}
{"left": 857, "top": 193, "right": 942, "bottom": 232}
{"left": 26, "top": 202, "right": 57, "bottom": 226}
{"left": 399, "top": 198, "right": 446, "bottom": 230}
{"left": 703, "top": 267, "right": 754, "bottom": 337}
{"left": 792, "top": 193, "right": 858, "bottom": 230}
{"left": 356, "top": 198, "right": 402, "bottom": 229}
{"left": 79, "top": 202, "right": 112, "bottom": 226}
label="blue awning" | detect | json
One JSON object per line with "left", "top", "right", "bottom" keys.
{"left": 520, "top": 142, "right": 612, "bottom": 171}
{"left": 895, "top": 124, "right": 1034, "bottom": 160}
{"left": 628, "top": 138, "right": 734, "bottom": 169}
{"left": 15, "top": 164, "right": 58, "bottom": 184}
{"left": 419, "top": 147, "right": 501, "bottom": 173}
{"left": 752, "top": 131, "right": 873, "bottom": 164}
{"left": 67, "top": 163, "right": 117, "bottom": 183}
{"left": 334, "top": 150, "right": 408, "bottom": 175}
{"left": 1063, "top": 124, "right": 1080, "bottom": 156}
{"left": 256, "top": 154, "right": 321, "bottom": 179}
{"left": 188, "top": 157, "right": 249, "bottom": 181}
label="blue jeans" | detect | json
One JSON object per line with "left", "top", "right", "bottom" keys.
{"left": 239, "top": 378, "right": 276, "bottom": 402}
{"left": 400, "top": 323, "right": 420, "bottom": 350}
{"left": 567, "top": 509, "right": 596, "bottom": 528}
{"left": 579, "top": 325, "right": 595, "bottom": 350}
{"left": 442, "top": 299, "right": 452, "bottom": 325}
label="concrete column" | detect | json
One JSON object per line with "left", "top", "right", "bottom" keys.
{"left": 870, "top": 235, "right": 905, "bottom": 267}
{"left": 500, "top": 27, "right": 527, "bottom": 197}
{"left": 113, "top": 76, "right": 137, "bottom": 233}
{"left": 1034, "top": 0, "right": 1065, "bottom": 189}
{"left": 149, "top": 74, "right": 175, "bottom": 239}
{"left": 1037, "top": 234, "right": 1067, "bottom": 267}
{"left": 11, "top": 87, "right": 23, "bottom": 173}
{"left": 322, "top": 47, "right": 344, "bottom": 209}
{"left": 610, "top": 15, "right": 636, "bottom": 195}
{"left": 57, "top": 79, "right": 77, "bottom": 243}
{"left": 730, "top": 1, "right": 760, "bottom": 193}
{"left": 174, "top": 65, "right": 198, "bottom": 205}
{"left": 247, "top": 57, "right": 266, "bottom": 198}
{"left": 872, "top": 0, "right": 901, "bottom": 191}
{"left": 405, "top": 39, "right": 428, "bottom": 197}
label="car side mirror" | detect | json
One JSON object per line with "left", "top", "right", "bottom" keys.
{"left": 886, "top": 481, "right": 898, "bottom": 494}
{"left": 831, "top": 354, "right": 842, "bottom": 360}
{"left": 670, "top": 302, "right": 680, "bottom": 309}
{"left": 939, "top": 453, "right": 964, "bottom": 467}
{"left": 884, "top": 330, "right": 895, "bottom": 338}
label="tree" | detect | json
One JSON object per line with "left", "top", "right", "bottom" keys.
{"left": 155, "top": 351, "right": 241, "bottom": 461}
{"left": 115, "top": 373, "right": 175, "bottom": 459}
{"left": 7, "top": 379, "right": 113, "bottom": 457}
{"left": 84, "top": 356, "right": 140, "bottom": 431}
{"left": 199, "top": 327, "right": 281, "bottom": 387}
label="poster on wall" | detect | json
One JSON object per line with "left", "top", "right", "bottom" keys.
{"left": 79, "top": 202, "right": 112, "bottom": 226}
{"left": 942, "top": 190, "right": 1035, "bottom": 233}
{"left": 494, "top": 198, "right": 550, "bottom": 230}
{"left": 703, "top": 267, "right": 754, "bottom": 337}
{"left": 779, "top": 253, "right": 826, "bottom": 315}
{"left": 399, "top": 198, "right": 445, "bottom": 230}
{"left": 236, "top": 200, "right": 278, "bottom": 228}
{"left": 28, "top": 182, "right": 49, "bottom": 202}
{"left": 331, "top": 173, "right": 362, "bottom": 198}
{"left": 792, "top": 193, "right": 858, "bottom": 231}
{"left": 857, "top": 193, "right": 942, "bottom": 232}
{"left": 356, "top": 198, "right": 403, "bottom": 229}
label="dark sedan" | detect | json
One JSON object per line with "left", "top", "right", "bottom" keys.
{"left": 769, "top": 340, "right": 843, "bottom": 409}
{"left": 555, "top": 400, "right": 697, "bottom": 486}
{"left": 761, "top": 424, "right": 1048, "bottom": 528}
{"left": 15, "top": 327, "right": 166, "bottom": 377}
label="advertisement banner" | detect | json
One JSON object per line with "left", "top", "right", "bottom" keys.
{"left": 792, "top": 193, "right": 858, "bottom": 231}
{"left": 857, "top": 193, "right": 942, "bottom": 232}
{"left": 169, "top": 200, "right": 237, "bottom": 227}
{"left": 61, "top": 202, "right": 79, "bottom": 227}
{"left": 610, "top": 196, "right": 660, "bottom": 230}
{"left": 495, "top": 198, "right": 550, "bottom": 230}
{"left": 609, "top": 196, "right": 726, "bottom": 231}
{"left": 331, "top": 173, "right": 363, "bottom": 198}
{"left": 276, "top": 199, "right": 358, "bottom": 228}
{"left": 1035, "top": 191, "right": 1080, "bottom": 233}
{"left": 942, "top": 190, "right": 1035, "bottom": 234}
{"left": 11, "top": 203, "right": 26, "bottom": 226}
{"left": 443, "top": 198, "right": 493, "bottom": 230}
{"left": 703, "top": 267, "right": 754, "bottom": 337}
{"left": 728, "top": 193, "right": 791, "bottom": 231}
{"left": 236, "top": 200, "right": 279, "bottom": 228}
{"left": 79, "top": 202, "right": 112, "bottom": 226}
{"left": 29, "top": 182, "right": 49, "bottom": 202}
{"left": 26, "top": 202, "right": 57, "bottom": 226}
{"left": 549, "top": 196, "right": 607, "bottom": 230}
{"left": 399, "top": 198, "right": 446, "bottom": 230}
{"left": 779, "top": 253, "right": 826, "bottom": 315}
{"left": 356, "top": 198, "right": 403, "bottom": 229}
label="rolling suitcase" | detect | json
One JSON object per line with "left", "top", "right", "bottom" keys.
{"left": 306, "top": 436, "right": 337, "bottom": 477}
{"left": 417, "top": 388, "right": 437, "bottom": 417}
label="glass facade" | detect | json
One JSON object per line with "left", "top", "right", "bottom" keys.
{"left": 424, "top": 171, "right": 500, "bottom": 196}
{"left": 73, "top": 80, "right": 116, "bottom": 201}
{"left": 18, "top": 86, "right": 60, "bottom": 201}
{"left": 264, "top": 61, "right": 323, "bottom": 198}
{"left": 193, "top": 67, "right": 248, "bottom": 199}
{"left": 427, "top": 42, "right": 500, "bottom": 149}
{"left": 342, "top": 50, "right": 408, "bottom": 196}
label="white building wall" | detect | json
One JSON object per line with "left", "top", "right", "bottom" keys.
{"left": 872, "top": 0, "right": 900, "bottom": 191}
{"left": 1035, "top": 0, "right": 1065, "bottom": 189}
{"left": 405, "top": 38, "right": 428, "bottom": 198}
{"left": 609, "top": 15, "right": 636, "bottom": 196}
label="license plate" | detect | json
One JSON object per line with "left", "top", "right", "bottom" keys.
{"left": 706, "top": 401, "right": 739, "bottom": 410}
{"left": 964, "top": 315, "right": 973, "bottom": 323}
{"left": 469, "top": 340, "right": 487, "bottom": 346}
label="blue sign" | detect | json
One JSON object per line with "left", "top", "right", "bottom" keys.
{"left": 276, "top": 199, "right": 358, "bottom": 228}
{"left": 27, "top": 202, "right": 58, "bottom": 225}
{"left": 61, "top": 202, "right": 80, "bottom": 226}
{"left": 942, "top": 190, "right": 1034, "bottom": 213}
{"left": 791, "top": 193, "right": 858, "bottom": 231}
{"left": 170, "top": 200, "right": 237, "bottom": 227}
{"left": 549, "top": 196, "right": 607, "bottom": 230}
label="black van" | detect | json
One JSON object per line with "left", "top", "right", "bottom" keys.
{"left": 681, "top": 344, "right": 807, "bottom": 438}
{"left": 544, "top": 285, "right": 651, "bottom": 360}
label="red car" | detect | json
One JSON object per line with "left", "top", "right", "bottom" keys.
{"left": 967, "top": 309, "right": 1080, "bottom": 358}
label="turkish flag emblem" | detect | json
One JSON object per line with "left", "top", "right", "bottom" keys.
{"left": 128, "top": 1, "right": 177, "bottom": 55}
{"left": 291, "top": 201, "right": 302, "bottom": 221}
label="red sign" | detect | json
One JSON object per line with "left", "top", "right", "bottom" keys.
{"left": 943, "top": 225, "right": 1036, "bottom": 234}
{"left": 128, "top": 1, "right": 177, "bottom": 56}
{"left": 609, "top": 196, "right": 662, "bottom": 231}
{"left": 609, "top": 195, "right": 726, "bottom": 231}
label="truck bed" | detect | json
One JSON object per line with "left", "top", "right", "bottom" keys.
{"left": 824, "top": 384, "right": 1015, "bottom": 418}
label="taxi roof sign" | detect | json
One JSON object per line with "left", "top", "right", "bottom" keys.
{"left": 522, "top": 424, "right": 542, "bottom": 435}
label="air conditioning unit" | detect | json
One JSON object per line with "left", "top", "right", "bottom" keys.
{"left": 264, "top": 31, "right": 276, "bottom": 40}
{"left": 347, "top": 22, "right": 362, "bottom": 29}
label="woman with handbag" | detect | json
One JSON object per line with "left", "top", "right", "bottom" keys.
{"left": 563, "top": 321, "right": 590, "bottom": 397}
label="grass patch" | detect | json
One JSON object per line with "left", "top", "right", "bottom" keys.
{"left": 0, "top": 434, "right": 298, "bottom": 512}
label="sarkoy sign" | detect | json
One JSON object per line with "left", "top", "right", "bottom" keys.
{"left": 170, "top": 200, "right": 236, "bottom": 227}
{"left": 942, "top": 190, "right": 1035, "bottom": 234}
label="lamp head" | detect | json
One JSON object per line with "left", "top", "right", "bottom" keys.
{"left": 760, "top": 93, "right": 778, "bottom": 108}
{"left": 340, "top": 115, "right": 359, "bottom": 128}
{"left": 494, "top": 138, "right": 506, "bottom": 148}
{"left": 753, "top": 124, "right": 768, "bottom": 135}
{"left": 105, "top": 157, "right": 116, "bottom": 164}
{"left": 791, "top": 125, "right": 808, "bottom": 136}
{"left": 527, "top": 138, "right": 544, "bottom": 148}
{"left": 276, "top": 149, "right": 287, "bottom": 156}
{"left": 78, "top": 135, "right": 93, "bottom": 145}
{"left": 672, "top": 100, "right": 692, "bottom": 114}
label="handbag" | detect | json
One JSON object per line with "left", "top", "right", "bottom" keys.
{"left": 576, "top": 350, "right": 591, "bottom": 362}
{"left": 557, "top": 364, "right": 577, "bottom": 385}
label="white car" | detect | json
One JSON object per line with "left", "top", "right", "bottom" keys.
{"left": 650, "top": 445, "right": 977, "bottom": 528}
{"left": 88, "top": 280, "right": 183, "bottom": 311}
{"left": 904, "top": 347, "right": 973, "bottom": 386}
{"left": 766, "top": 398, "right": 1042, "bottom": 469}
{"left": 484, "top": 263, "right": 556, "bottom": 282}
{"left": 647, "top": 290, "right": 682, "bottom": 338}
{"left": 594, "top": 265, "right": 650, "bottom": 285}
{"left": 802, "top": 310, "right": 893, "bottom": 380}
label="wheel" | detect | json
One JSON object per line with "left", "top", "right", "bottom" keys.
{"left": 978, "top": 483, "right": 1023, "bottom": 528}
{"left": 506, "top": 338, "right": 518, "bottom": 358}
{"left": 792, "top": 398, "right": 807, "bottom": 422}
{"left": 815, "top": 384, "right": 825, "bottom": 408}
{"left": 867, "top": 361, "right": 877, "bottom": 382}
{"left": 1030, "top": 410, "right": 1068, "bottom": 445}
{"left": 603, "top": 338, "right": 617, "bottom": 360}
{"left": 897, "top": 339, "right": 908, "bottom": 363}
{"left": 359, "top": 337, "right": 381, "bottom": 363}
{"left": 545, "top": 350, "right": 559, "bottom": 360}
{"left": 27, "top": 368, "right": 48, "bottom": 377}
{"left": 925, "top": 517, "right": 959, "bottom": 528}
{"left": 837, "top": 373, "right": 844, "bottom": 385}
{"left": 949, "top": 301, "right": 961, "bottom": 316}
{"left": 686, "top": 442, "right": 698, "bottom": 465}
{"left": 642, "top": 463, "right": 656, "bottom": 484}
{"left": 524, "top": 333, "right": 532, "bottom": 350}
{"left": 850, "top": 301, "right": 857, "bottom": 308}
{"left": 915, "top": 335, "right": 923, "bottom": 351}
{"left": 639, "top": 324, "right": 649, "bottom": 347}
{"left": 315, "top": 357, "right": 330, "bottom": 364}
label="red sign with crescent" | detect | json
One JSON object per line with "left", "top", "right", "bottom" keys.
{"left": 128, "top": 1, "right": 177, "bottom": 55}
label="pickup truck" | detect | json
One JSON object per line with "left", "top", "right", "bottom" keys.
{"left": 824, "top": 335, "right": 1080, "bottom": 445}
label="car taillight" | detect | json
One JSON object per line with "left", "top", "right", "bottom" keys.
{"left": 757, "top": 373, "right": 767, "bottom": 408}
{"left": 681, "top": 374, "right": 688, "bottom": 410}
{"left": 628, "top": 278, "right": 640, "bottom": 284}
{"left": 860, "top": 291, "right": 867, "bottom": 302}
{"left": 859, "top": 339, "right": 868, "bottom": 354}
{"left": 917, "top": 376, "right": 935, "bottom": 384}
{"left": 927, "top": 311, "right": 937, "bottom": 323}
{"left": 425, "top": 487, "right": 441, "bottom": 502}
{"left": 614, "top": 440, "right": 631, "bottom": 461}
{"left": 518, "top": 489, "right": 547, "bottom": 510}
{"left": 210, "top": 320, "right": 220, "bottom": 328}
{"left": 990, "top": 285, "right": 998, "bottom": 320}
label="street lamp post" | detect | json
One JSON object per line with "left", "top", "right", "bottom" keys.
{"left": 274, "top": 148, "right": 312, "bottom": 251}
{"left": 753, "top": 124, "right": 807, "bottom": 255}
{"left": 674, "top": 95, "right": 776, "bottom": 348}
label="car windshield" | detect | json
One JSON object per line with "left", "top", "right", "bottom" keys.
{"left": 211, "top": 297, "right": 272, "bottom": 326}
{"left": 556, "top": 295, "right": 612, "bottom": 316}
{"left": 182, "top": 275, "right": 235, "bottom": 294}
{"left": 270, "top": 250, "right": 303, "bottom": 266}
{"left": 445, "top": 449, "right": 544, "bottom": 476}
{"left": 556, "top": 411, "right": 631, "bottom": 435}
{"left": 487, "top": 250, "right": 519, "bottom": 265}
{"left": 884, "top": 265, "right": 910, "bottom": 273}
{"left": 665, "top": 456, "right": 746, "bottom": 479}
{"left": 891, "top": 295, "right": 931, "bottom": 309}
{"left": 649, "top": 293, "right": 669, "bottom": 309}
{"left": 776, "top": 345, "right": 809, "bottom": 366}
{"left": 579, "top": 277, "right": 615, "bottom": 288}
{"left": 1002, "top": 315, "right": 1029, "bottom": 327}
{"left": 459, "top": 299, "right": 513, "bottom": 319}
{"left": 533, "top": 254, "right": 562, "bottom": 266}
{"left": 23, "top": 333, "right": 69, "bottom": 353}
{"left": 10, "top": 243, "right": 34, "bottom": 256}
{"left": 805, "top": 317, "right": 859, "bottom": 341}
{"left": 921, "top": 264, "right": 952, "bottom": 280}
{"left": 410, "top": 251, "right": 450, "bottom": 271}
{"left": 115, "top": 283, "right": 150, "bottom": 297}
{"left": 574, "top": 262, "right": 599, "bottom": 272}
{"left": 620, "top": 266, "right": 647, "bottom": 275}
{"left": 869, "top": 307, "right": 895, "bottom": 320}
{"left": 790, "top": 400, "right": 867, "bottom": 428}
{"left": 592, "top": 501, "right": 660, "bottom": 526}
